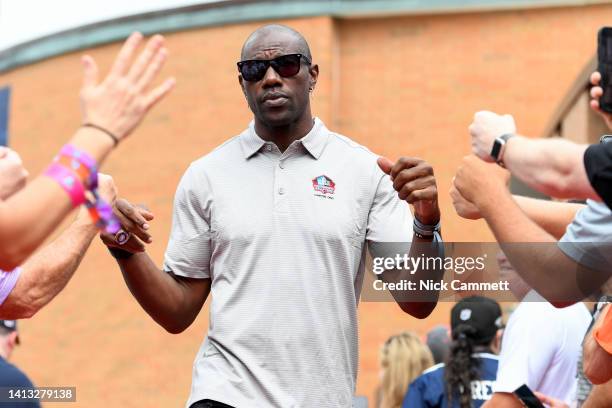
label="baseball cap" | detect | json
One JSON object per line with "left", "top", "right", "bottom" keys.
{"left": 451, "top": 296, "right": 502, "bottom": 344}
{"left": 0, "top": 320, "right": 19, "bottom": 344}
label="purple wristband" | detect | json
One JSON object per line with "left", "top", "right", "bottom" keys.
{"left": 58, "top": 145, "right": 98, "bottom": 189}
{"left": 0, "top": 268, "right": 21, "bottom": 306}
{"left": 44, "top": 163, "right": 86, "bottom": 207}
{"left": 85, "top": 192, "right": 121, "bottom": 234}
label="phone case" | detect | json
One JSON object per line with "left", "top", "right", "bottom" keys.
{"left": 597, "top": 27, "right": 612, "bottom": 113}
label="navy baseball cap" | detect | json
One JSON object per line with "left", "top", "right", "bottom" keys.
{"left": 451, "top": 296, "right": 502, "bottom": 344}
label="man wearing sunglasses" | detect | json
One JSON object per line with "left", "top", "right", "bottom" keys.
{"left": 104, "top": 24, "right": 442, "bottom": 408}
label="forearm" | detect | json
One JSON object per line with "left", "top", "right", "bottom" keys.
{"left": 116, "top": 252, "right": 207, "bottom": 333}
{"left": 583, "top": 309, "right": 612, "bottom": 385}
{"left": 383, "top": 234, "right": 442, "bottom": 319}
{"left": 505, "top": 136, "right": 597, "bottom": 200}
{"left": 480, "top": 191, "right": 596, "bottom": 304}
{"left": 513, "top": 195, "right": 584, "bottom": 239}
{"left": 0, "top": 128, "right": 114, "bottom": 270}
{"left": 0, "top": 216, "right": 98, "bottom": 318}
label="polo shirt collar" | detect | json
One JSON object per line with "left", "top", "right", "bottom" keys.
{"left": 240, "top": 117, "right": 329, "bottom": 160}
{"left": 300, "top": 118, "right": 328, "bottom": 160}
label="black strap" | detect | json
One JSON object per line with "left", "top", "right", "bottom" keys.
{"left": 107, "top": 246, "right": 134, "bottom": 260}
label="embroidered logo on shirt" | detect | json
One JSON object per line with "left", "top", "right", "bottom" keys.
{"left": 312, "top": 175, "right": 335, "bottom": 195}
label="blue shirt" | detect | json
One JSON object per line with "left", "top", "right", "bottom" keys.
{"left": 0, "top": 356, "right": 40, "bottom": 408}
{"left": 402, "top": 353, "right": 499, "bottom": 408}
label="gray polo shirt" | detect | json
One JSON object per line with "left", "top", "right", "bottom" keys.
{"left": 559, "top": 199, "right": 612, "bottom": 272}
{"left": 163, "top": 118, "right": 413, "bottom": 408}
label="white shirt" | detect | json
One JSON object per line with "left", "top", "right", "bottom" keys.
{"left": 494, "top": 291, "right": 591, "bottom": 403}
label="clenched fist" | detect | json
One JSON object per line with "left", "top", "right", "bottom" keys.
{"left": 377, "top": 156, "right": 440, "bottom": 225}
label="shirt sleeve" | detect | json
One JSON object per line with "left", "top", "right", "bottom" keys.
{"left": 163, "top": 164, "right": 212, "bottom": 279}
{"left": 402, "top": 377, "right": 429, "bottom": 408}
{"left": 558, "top": 200, "right": 612, "bottom": 273}
{"left": 0, "top": 268, "right": 21, "bottom": 306}
{"left": 594, "top": 305, "right": 612, "bottom": 354}
{"left": 584, "top": 143, "right": 612, "bottom": 210}
{"left": 494, "top": 305, "right": 560, "bottom": 393}
{"left": 366, "top": 168, "right": 413, "bottom": 243}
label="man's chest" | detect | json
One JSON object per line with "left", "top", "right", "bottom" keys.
{"left": 207, "top": 158, "right": 373, "bottom": 246}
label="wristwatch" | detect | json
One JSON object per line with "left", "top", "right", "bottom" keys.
{"left": 490, "top": 133, "right": 515, "bottom": 167}
{"left": 596, "top": 295, "right": 612, "bottom": 316}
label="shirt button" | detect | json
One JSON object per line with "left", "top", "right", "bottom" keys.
{"left": 278, "top": 187, "right": 285, "bottom": 195}
{"left": 266, "top": 145, "right": 272, "bottom": 152}
{"left": 279, "top": 161, "right": 285, "bottom": 169}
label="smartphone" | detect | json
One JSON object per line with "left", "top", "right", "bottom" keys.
{"left": 598, "top": 27, "right": 612, "bottom": 113}
{"left": 513, "top": 384, "right": 545, "bottom": 408}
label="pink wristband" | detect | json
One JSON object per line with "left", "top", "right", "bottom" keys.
{"left": 44, "top": 163, "right": 86, "bottom": 207}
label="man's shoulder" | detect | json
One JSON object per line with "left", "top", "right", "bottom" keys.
{"left": 0, "top": 360, "right": 34, "bottom": 387}
{"left": 325, "top": 131, "right": 379, "bottom": 161}
{"left": 563, "top": 199, "right": 612, "bottom": 238}
{"left": 191, "top": 133, "right": 244, "bottom": 169}
{"left": 416, "top": 362, "right": 445, "bottom": 383}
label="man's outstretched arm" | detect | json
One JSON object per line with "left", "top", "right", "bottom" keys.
{"left": 111, "top": 251, "right": 210, "bottom": 334}
{"left": 468, "top": 72, "right": 612, "bottom": 202}
{"left": 451, "top": 189, "right": 584, "bottom": 240}
{"left": 469, "top": 111, "right": 596, "bottom": 200}
{"left": 102, "top": 198, "right": 211, "bottom": 334}
{"left": 0, "top": 211, "right": 97, "bottom": 319}
{"left": 453, "top": 156, "right": 609, "bottom": 305}
{"left": 0, "top": 174, "right": 117, "bottom": 318}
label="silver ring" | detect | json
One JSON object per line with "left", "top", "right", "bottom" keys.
{"left": 114, "top": 229, "right": 131, "bottom": 245}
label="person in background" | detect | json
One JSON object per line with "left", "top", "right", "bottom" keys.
{"left": 482, "top": 253, "right": 591, "bottom": 407}
{"left": 376, "top": 331, "right": 434, "bottom": 408}
{"left": 0, "top": 320, "right": 40, "bottom": 408}
{"left": 426, "top": 325, "right": 451, "bottom": 365}
{"left": 583, "top": 297, "right": 612, "bottom": 385}
{"left": 403, "top": 296, "right": 503, "bottom": 408}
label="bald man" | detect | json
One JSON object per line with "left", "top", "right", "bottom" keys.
{"left": 104, "top": 24, "right": 442, "bottom": 407}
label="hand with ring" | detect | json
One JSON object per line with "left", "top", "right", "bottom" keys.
{"left": 100, "top": 198, "right": 154, "bottom": 253}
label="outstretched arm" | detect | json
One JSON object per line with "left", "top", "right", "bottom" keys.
{"left": 0, "top": 174, "right": 116, "bottom": 318}
{"left": 451, "top": 187, "right": 584, "bottom": 240}
{"left": 0, "top": 32, "right": 174, "bottom": 270}
{"left": 469, "top": 110, "right": 596, "bottom": 201}
{"left": 101, "top": 198, "right": 211, "bottom": 334}
{"left": 453, "top": 156, "right": 609, "bottom": 305}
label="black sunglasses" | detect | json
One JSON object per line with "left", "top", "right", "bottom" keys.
{"left": 237, "top": 54, "right": 311, "bottom": 82}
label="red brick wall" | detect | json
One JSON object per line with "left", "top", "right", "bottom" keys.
{"left": 0, "top": 4, "right": 610, "bottom": 406}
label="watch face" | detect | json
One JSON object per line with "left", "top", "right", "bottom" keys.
{"left": 491, "top": 139, "right": 503, "bottom": 160}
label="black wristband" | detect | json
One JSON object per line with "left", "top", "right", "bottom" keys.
{"left": 107, "top": 246, "right": 134, "bottom": 260}
{"left": 82, "top": 123, "right": 119, "bottom": 146}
